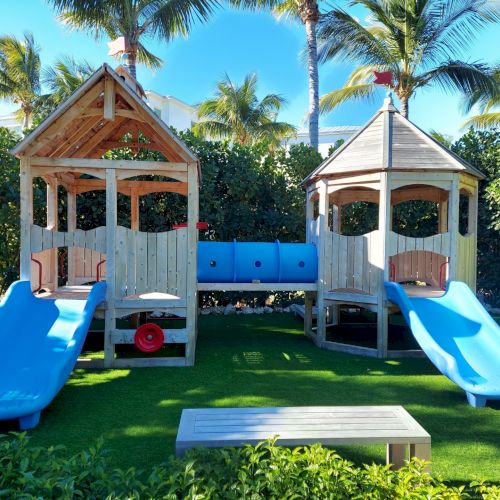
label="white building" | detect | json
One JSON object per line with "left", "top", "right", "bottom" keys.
{"left": 0, "top": 112, "right": 23, "bottom": 135}
{"left": 0, "top": 91, "right": 360, "bottom": 154}
{"left": 145, "top": 90, "right": 198, "bottom": 132}
{"left": 285, "top": 126, "right": 361, "bottom": 157}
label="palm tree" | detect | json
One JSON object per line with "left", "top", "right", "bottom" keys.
{"left": 462, "top": 65, "right": 500, "bottom": 129}
{"left": 0, "top": 32, "right": 41, "bottom": 129}
{"left": 192, "top": 73, "right": 296, "bottom": 147}
{"left": 43, "top": 55, "right": 95, "bottom": 105}
{"left": 48, "top": 0, "right": 219, "bottom": 80}
{"left": 317, "top": 0, "right": 498, "bottom": 118}
{"left": 231, "top": 0, "right": 320, "bottom": 150}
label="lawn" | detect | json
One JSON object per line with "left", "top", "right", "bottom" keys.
{"left": 24, "top": 314, "right": 500, "bottom": 483}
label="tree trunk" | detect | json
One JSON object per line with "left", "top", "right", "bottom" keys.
{"left": 124, "top": 49, "right": 137, "bottom": 80}
{"left": 399, "top": 95, "right": 409, "bottom": 118}
{"left": 305, "top": 18, "right": 319, "bottom": 151}
{"left": 22, "top": 106, "right": 31, "bottom": 130}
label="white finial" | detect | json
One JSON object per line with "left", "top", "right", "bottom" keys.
{"left": 381, "top": 92, "right": 397, "bottom": 112}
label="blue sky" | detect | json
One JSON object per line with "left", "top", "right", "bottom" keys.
{"left": 0, "top": 0, "right": 498, "bottom": 139}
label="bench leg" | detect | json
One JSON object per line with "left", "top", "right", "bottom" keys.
{"left": 409, "top": 443, "right": 431, "bottom": 473}
{"left": 386, "top": 443, "right": 407, "bottom": 469}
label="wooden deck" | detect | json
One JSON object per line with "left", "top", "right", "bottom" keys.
{"left": 176, "top": 406, "right": 431, "bottom": 470}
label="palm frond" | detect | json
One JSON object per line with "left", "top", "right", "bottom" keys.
{"left": 461, "top": 112, "right": 500, "bottom": 130}
{"left": 136, "top": 43, "right": 163, "bottom": 68}
{"left": 319, "top": 83, "right": 376, "bottom": 114}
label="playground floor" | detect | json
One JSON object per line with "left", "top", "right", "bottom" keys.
{"left": 18, "top": 314, "right": 500, "bottom": 483}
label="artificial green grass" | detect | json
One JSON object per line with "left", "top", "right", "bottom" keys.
{"left": 22, "top": 314, "right": 500, "bottom": 482}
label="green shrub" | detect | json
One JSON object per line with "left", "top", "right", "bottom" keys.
{"left": 1, "top": 433, "right": 498, "bottom": 499}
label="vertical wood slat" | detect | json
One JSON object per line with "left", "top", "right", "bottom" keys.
{"left": 147, "top": 233, "right": 157, "bottom": 292}
{"left": 324, "top": 231, "right": 333, "bottom": 290}
{"left": 115, "top": 226, "right": 127, "bottom": 297}
{"left": 136, "top": 230, "right": 148, "bottom": 294}
{"left": 353, "top": 236, "right": 363, "bottom": 290}
{"left": 167, "top": 230, "right": 177, "bottom": 295}
{"left": 126, "top": 228, "right": 137, "bottom": 295}
{"left": 176, "top": 228, "right": 187, "bottom": 298}
{"left": 156, "top": 231, "right": 168, "bottom": 292}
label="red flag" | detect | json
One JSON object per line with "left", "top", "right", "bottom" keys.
{"left": 373, "top": 71, "right": 393, "bottom": 86}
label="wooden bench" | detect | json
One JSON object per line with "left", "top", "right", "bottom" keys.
{"left": 176, "top": 406, "right": 431, "bottom": 470}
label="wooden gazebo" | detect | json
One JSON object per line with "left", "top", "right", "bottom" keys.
{"left": 12, "top": 64, "right": 200, "bottom": 367}
{"left": 302, "top": 94, "right": 484, "bottom": 358}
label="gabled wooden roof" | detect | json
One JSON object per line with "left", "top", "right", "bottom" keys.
{"left": 302, "top": 95, "right": 484, "bottom": 186}
{"left": 12, "top": 63, "right": 198, "bottom": 167}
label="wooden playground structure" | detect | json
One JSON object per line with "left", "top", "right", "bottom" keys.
{"left": 302, "top": 95, "right": 483, "bottom": 358}
{"left": 12, "top": 65, "right": 483, "bottom": 365}
{"left": 12, "top": 64, "right": 199, "bottom": 367}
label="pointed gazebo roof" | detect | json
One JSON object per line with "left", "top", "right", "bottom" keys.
{"left": 12, "top": 63, "right": 198, "bottom": 170}
{"left": 302, "top": 95, "right": 484, "bottom": 186}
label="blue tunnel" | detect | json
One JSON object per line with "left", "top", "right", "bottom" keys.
{"left": 197, "top": 241, "right": 318, "bottom": 283}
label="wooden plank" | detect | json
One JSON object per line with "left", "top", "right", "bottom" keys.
{"left": 112, "top": 357, "right": 186, "bottom": 368}
{"left": 95, "top": 226, "right": 106, "bottom": 253}
{"left": 197, "top": 283, "right": 318, "bottom": 292}
{"left": 110, "top": 328, "right": 188, "bottom": 344}
{"left": 156, "top": 231, "right": 168, "bottom": 292}
{"left": 115, "top": 226, "right": 127, "bottom": 297}
{"left": 353, "top": 235, "right": 363, "bottom": 290}
{"left": 103, "top": 77, "right": 115, "bottom": 121}
{"left": 104, "top": 168, "right": 117, "bottom": 366}
{"left": 30, "top": 156, "right": 189, "bottom": 172}
{"left": 338, "top": 236, "right": 348, "bottom": 289}
{"left": 147, "top": 232, "right": 157, "bottom": 292}
{"left": 72, "top": 117, "right": 125, "bottom": 158}
{"left": 20, "top": 158, "right": 33, "bottom": 281}
{"left": 126, "top": 228, "right": 136, "bottom": 296}
{"left": 167, "top": 230, "right": 177, "bottom": 296}
{"left": 30, "top": 225, "right": 43, "bottom": 253}
{"left": 136, "top": 230, "right": 148, "bottom": 294}
{"left": 115, "top": 298, "right": 187, "bottom": 309}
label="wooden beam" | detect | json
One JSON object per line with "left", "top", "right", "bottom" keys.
{"left": 67, "top": 188, "right": 76, "bottom": 285}
{"left": 81, "top": 108, "right": 146, "bottom": 121}
{"left": 49, "top": 116, "right": 103, "bottom": 158}
{"left": 131, "top": 189, "right": 139, "bottom": 230}
{"left": 71, "top": 117, "right": 125, "bottom": 158}
{"left": 23, "top": 82, "right": 104, "bottom": 156}
{"left": 30, "top": 156, "right": 189, "bottom": 172}
{"left": 103, "top": 77, "right": 115, "bottom": 121}
{"left": 72, "top": 178, "right": 188, "bottom": 196}
{"left": 20, "top": 157, "right": 33, "bottom": 281}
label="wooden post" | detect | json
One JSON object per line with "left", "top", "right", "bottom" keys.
{"left": 131, "top": 189, "right": 139, "bottom": 231}
{"left": 304, "top": 291, "right": 314, "bottom": 338}
{"left": 377, "top": 172, "right": 391, "bottom": 358}
{"left": 46, "top": 178, "right": 58, "bottom": 290}
{"left": 469, "top": 181, "right": 479, "bottom": 290}
{"left": 20, "top": 157, "right": 33, "bottom": 281}
{"left": 185, "top": 163, "right": 199, "bottom": 365}
{"left": 67, "top": 189, "right": 77, "bottom": 285}
{"left": 305, "top": 189, "right": 314, "bottom": 243}
{"left": 103, "top": 77, "right": 116, "bottom": 121}
{"left": 448, "top": 176, "right": 459, "bottom": 281}
{"left": 104, "top": 168, "right": 117, "bottom": 368}
{"left": 438, "top": 200, "right": 448, "bottom": 234}
{"left": 316, "top": 179, "right": 329, "bottom": 345}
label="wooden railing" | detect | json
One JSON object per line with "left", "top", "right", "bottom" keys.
{"left": 324, "top": 230, "right": 382, "bottom": 294}
{"left": 387, "top": 231, "right": 450, "bottom": 256}
{"left": 457, "top": 233, "right": 476, "bottom": 289}
{"left": 115, "top": 226, "right": 188, "bottom": 298}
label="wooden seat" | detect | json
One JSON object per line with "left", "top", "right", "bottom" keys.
{"left": 176, "top": 406, "right": 431, "bottom": 470}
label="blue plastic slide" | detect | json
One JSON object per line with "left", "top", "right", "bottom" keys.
{"left": 385, "top": 281, "right": 500, "bottom": 407}
{"left": 0, "top": 281, "right": 106, "bottom": 429}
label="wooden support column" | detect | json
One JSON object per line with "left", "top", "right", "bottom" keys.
{"left": 130, "top": 189, "right": 139, "bottom": 230}
{"left": 448, "top": 176, "right": 460, "bottom": 281}
{"left": 185, "top": 163, "right": 199, "bottom": 366}
{"left": 304, "top": 291, "right": 314, "bottom": 338}
{"left": 316, "top": 179, "right": 329, "bottom": 345}
{"left": 377, "top": 172, "right": 391, "bottom": 358}
{"left": 305, "top": 189, "right": 314, "bottom": 243}
{"left": 468, "top": 181, "right": 479, "bottom": 290}
{"left": 104, "top": 168, "right": 117, "bottom": 368}
{"left": 438, "top": 200, "right": 448, "bottom": 233}
{"left": 20, "top": 157, "right": 33, "bottom": 281}
{"left": 67, "top": 189, "right": 77, "bottom": 285}
{"left": 46, "top": 178, "right": 58, "bottom": 290}
{"left": 103, "top": 77, "right": 116, "bottom": 121}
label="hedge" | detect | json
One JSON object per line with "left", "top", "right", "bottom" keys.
{"left": 1, "top": 433, "right": 499, "bottom": 499}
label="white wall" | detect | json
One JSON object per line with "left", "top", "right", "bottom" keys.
{"left": 145, "top": 91, "right": 198, "bottom": 132}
